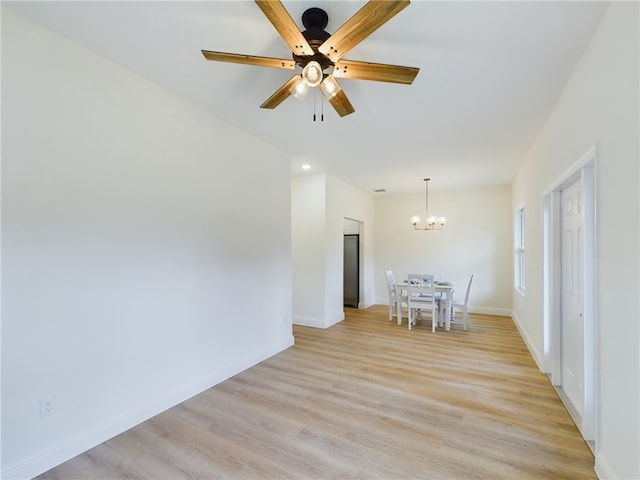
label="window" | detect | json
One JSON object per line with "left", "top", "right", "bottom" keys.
{"left": 514, "top": 206, "right": 525, "bottom": 295}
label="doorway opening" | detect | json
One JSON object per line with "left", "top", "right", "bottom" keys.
{"left": 542, "top": 148, "right": 596, "bottom": 449}
{"left": 343, "top": 218, "right": 363, "bottom": 308}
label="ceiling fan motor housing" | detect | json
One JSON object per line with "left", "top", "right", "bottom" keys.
{"left": 294, "top": 8, "right": 333, "bottom": 71}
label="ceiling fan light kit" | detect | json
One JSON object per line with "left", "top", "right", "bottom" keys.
{"left": 412, "top": 178, "right": 446, "bottom": 231}
{"left": 201, "top": 0, "right": 419, "bottom": 117}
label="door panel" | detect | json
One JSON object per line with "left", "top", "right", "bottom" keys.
{"left": 561, "top": 180, "right": 585, "bottom": 417}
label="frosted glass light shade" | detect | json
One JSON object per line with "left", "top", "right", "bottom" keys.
{"left": 291, "top": 76, "right": 309, "bottom": 100}
{"left": 302, "top": 61, "right": 323, "bottom": 87}
{"left": 319, "top": 75, "right": 340, "bottom": 98}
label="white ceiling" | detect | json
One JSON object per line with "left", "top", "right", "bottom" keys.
{"left": 8, "top": 1, "right": 609, "bottom": 195}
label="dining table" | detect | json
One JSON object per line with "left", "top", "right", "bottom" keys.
{"left": 396, "top": 279, "right": 455, "bottom": 331}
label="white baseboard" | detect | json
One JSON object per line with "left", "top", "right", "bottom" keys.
{"left": 293, "top": 316, "right": 328, "bottom": 328}
{"left": 327, "top": 311, "right": 345, "bottom": 328}
{"left": 468, "top": 305, "right": 512, "bottom": 317}
{"left": 594, "top": 452, "right": 617, "bottom": 479}
{"left": 293, "top": 312, "right": 344, "bottom": 329}
{"left": 358, "top": 300, "right": 376, "bottom": 309}
{"left": 510, "top": 311, "right": 544, "bottom": 372}
{"left": 2, "top": 335, "right": 294, "bottom": 480}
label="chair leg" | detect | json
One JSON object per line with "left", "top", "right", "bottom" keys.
{"left": 439, "top": 303, "right": 447, "bottom": 329}
{"left": 463, "top": 307, "right": 468, "bottom": 330}
{"left": 408, "top": 308, "right": 414, "bottom": 330}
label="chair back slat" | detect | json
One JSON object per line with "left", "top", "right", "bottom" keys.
{"left": 406, "top": 274, "right": 439, "bottom": 332}
{"left": 464, "top": 273, "right": 474, "bottom": 303}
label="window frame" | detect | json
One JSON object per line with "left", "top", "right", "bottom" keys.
{"left": 514, "top": 205, "right": 526, "bottom": 296}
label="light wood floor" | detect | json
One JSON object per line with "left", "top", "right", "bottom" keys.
{"left": 39, "top": 306, "right": 596, "bottom": 479}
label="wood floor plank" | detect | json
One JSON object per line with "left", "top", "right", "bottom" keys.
{"left": 37, "top": 306, "right": 596, "bottom": 479}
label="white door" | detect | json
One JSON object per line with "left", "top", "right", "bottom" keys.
{"left": 561, "top": 180, "right": 585, "bottom": 417}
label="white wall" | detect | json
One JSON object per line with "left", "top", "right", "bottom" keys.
{"left": 291, "top": 175, "right": 327, "bottom": 327}
{"left": 511, "top": 3, "right": 639, "bottom": 479}
{"left": 1, "top": 9, "right": 293, "bottom": 479}
{"left": 325, "top": 175, "right": 376, "bottom": 313}
{"left": 292, "top": 174, "right": 375, "bottom": 328}
{"left": 375, "top": 184, "right": 512, "bottom": 315}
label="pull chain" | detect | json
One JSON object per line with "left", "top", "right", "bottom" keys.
{"left": 311, "top": 89, "right": 325, "bottom": 122}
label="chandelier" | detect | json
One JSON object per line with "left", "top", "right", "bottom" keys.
{"left": 411, "top": 178, "right": 446, "bottom": 231}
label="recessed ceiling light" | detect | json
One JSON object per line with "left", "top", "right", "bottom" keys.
{"left": 301, "top": 164, "right": 311, "bottom": 171}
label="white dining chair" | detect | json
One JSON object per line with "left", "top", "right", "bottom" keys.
{"left": 408, "top": 273, "right": 444, "bottom": 322}
{"left": 407, "top": 274, "right": 438, "bottom": 332}
{"left": 385, "top": 270, "right": 407, "bottom": 325}
{"left": 450, "top": 273, "right": 474, "bottom": 330}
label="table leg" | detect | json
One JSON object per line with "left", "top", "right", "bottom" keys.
{"left": 445, "top": 290, "right": 453, "bottom": 331}
{"left": 445, "top": 300, "right": 450, "bottom": 331}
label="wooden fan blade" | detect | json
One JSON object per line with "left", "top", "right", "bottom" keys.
{"left": 260, "top": 75, "right": 301, "bottom": 109}
{"left": 328, "top": 89, "right": 355, "bottom": 117}
{"left": 318, "top": 0, "right": 410, "bottom": 62}
{"left": 334, "top": 59, "right": 419, "bottom": 84}
{"left": 255, "top": 1, "right": 314, "bottom": 56}
{"left": 201, "top": 50, "right": 295, "bottom": 70}
{"left": 319, "top": 77, "right": 355, "bottom": 117}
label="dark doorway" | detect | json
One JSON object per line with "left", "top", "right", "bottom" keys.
{"left": 343, "top": 234, "right": 359, "bottom": 308}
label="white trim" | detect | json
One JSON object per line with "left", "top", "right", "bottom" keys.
{"left": 542, "top": 194, "right": 553, "bottom": 374}
{"left": 541, "top": 145, "right": 597, "bottom": 444}
{"left": 514, "top": 205, "right": 526, "bottom": 293}
{"left": 358, "top": 300, "right": 376, "bottom": 309}
{"left": 1, "top": 336, "right": 294, "bottom": 480}
{"left": 546, "top": 188, "right": 563, "bottom": 384}
{"left": 581, "top": 163, "right": 597, "bottom": 442}
{"left": 511, "top": 311, "right": 544, "bottom": 372}
{"left": 542, "top": 146, "right": 597, "bottom": 196}
{"left": 469, "top": 305, "right": 512, "bottom": 317}
{"left": 293, "top": 312, "right": 345, "bottom": 329}
{"left": 595, "top": 453, "right": 618, "bottom": 480}
{"left": 293, "top": 316, "right": 328, "bottom": 328}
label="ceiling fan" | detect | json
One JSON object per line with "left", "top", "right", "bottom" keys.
{"left": 201, "top": 0, "right": 419, "bottom": 117}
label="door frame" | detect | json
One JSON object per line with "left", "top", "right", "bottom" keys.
{"left": 542, "top": 147, "right": 596, "bottom": 443}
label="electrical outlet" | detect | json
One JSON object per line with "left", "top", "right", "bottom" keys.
{"left": 40, "top": 397, "right": 56, "bottom": 418}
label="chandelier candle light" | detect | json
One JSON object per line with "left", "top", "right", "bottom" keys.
{"left": 411, "top": 178, "right": 446, "bottom": 230}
